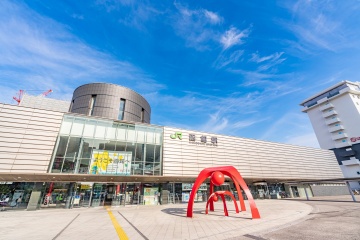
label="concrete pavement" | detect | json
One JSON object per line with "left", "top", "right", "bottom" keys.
{"left": 0, "top": 195, "right": 359, "bottom": 239}
{"left": 0, "top": 199, "right": 312, "bottom": 240}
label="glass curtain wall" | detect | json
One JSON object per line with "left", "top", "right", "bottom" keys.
{"left": 50, "top": 115, "right": 163, "bottom": 176}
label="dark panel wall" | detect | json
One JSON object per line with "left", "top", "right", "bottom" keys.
{"left": 332, "top": 143, "right": 360, "bottom": 165}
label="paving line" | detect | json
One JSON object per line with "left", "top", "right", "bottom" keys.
{"left": 117, "top": 211, "right": 149, "bottom": 240}
{"left": 106, "top": 207, "right": 129, "bottom": 240}
{"left": 52, "top": 213, "right": 80, "bottom": 240}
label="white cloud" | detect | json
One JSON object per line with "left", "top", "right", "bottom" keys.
{"left": 172, "top": 3, "right": 224, "bottom": 50}
{"left": 0, "top": 1, "right": 164, "bottom": 103}
{"left": 71, "top": 14, "right": 84, "bottom": 20}
{"left": 278, "top": 0, "right": 357, "bottom": 54}
{"left": 250, "top": 52, "right": 284, "bottom": 63}
{"left": 260, "top": 112, "right": 319, "bottom": 148}
{"left": 200, "top": 112, "right": 229, "bottom": 133}
{"left": 285, "top": 132, "right": 320, "bottom": 148}
{"left": 203, "top": 10, "right": 222, "bottom": 24}
{"left": 249, "top": 52, "right": 286, "bottom": 71}
{"left": 232, "top": 118, "right": 269, "bottom": 129}
{"left": 213, "top": 50, "right": 244, "bottom": 69}
{"left": 96, "top": 0, "right": 163, "bottom": 30}
{"left": 220, "top": 27, "right": 250, "bottom": 50}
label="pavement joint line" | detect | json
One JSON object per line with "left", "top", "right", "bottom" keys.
{"left": 117, "top": 210, "right": 149, "bottom": 240}
{"left": 52, "top": 213, "right": 80, "bottom": 240}
{"left": 242, "top": 234, "right": 267, "bottom": 240}
{"left": 106, "top": 207, "right": 129, "bottom": 240}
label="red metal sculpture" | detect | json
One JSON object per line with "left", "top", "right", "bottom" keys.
{"left": 186, "top": 166, "right": 261, "bottom": 219}
{"left": 206, "top": 191, "right": 239, "bottom": 216}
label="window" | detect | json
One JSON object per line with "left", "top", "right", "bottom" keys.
{"left": 69, "top": 100, "right": 74, "bottom": 111}
{"left": 88, "top": 95, "right": 96, "bottom": 116}
{"left": 335, "top": 124, "right": 339, "bottom": 126}
{"left": 342, "top": 139, "right": 346, "bottom": 142}
{"left": 141, "top": 108, "right": 145, "bottom": 123}
{"left": 338, "top": 131, "right": 342, "bottom": 134}
{"left": 118, "top": 99, "right": 126, "bottom": 120}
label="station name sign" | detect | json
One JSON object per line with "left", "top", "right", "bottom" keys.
{"left": 170, "top": 132, "right": 218, "bottom": 146}
{"left": 350, "top": 137, "right": 360, "bottom": 142}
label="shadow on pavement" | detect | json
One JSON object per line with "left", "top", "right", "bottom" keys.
{"left": 278, "top": 198, "right": 360, "bottom": 203}
{"left": 161, "top": 207, "right": 251, "bottom": 219}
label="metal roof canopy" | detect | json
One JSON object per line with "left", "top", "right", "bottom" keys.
{"left": 283, "top": 177, "right": 360, "bottom": 185}
{"left": 0, "top": 173, "right": 352, "bottom": 184}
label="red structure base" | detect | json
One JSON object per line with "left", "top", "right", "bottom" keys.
{"left": 205, "top": 191, "right": 239, "bottom": 216}
{"left": 186, "top": 166, "right": 261, "bottom": 219}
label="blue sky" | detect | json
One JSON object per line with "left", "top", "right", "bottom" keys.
{"left": 1, "top": 0, "right": 360, "bottom": 148}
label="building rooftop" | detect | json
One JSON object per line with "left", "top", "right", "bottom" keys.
{"left": 300, "top": 80, "right": 359, "bottom": 106}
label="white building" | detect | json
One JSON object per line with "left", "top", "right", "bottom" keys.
{"left": 300, "top": 80, "right": 360, "bottom": 189}
{"left": 0, "top": 83, "right": 350, "bottom": 210}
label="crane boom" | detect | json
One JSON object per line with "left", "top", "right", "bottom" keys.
{"left": 13, "top": 90, "right": 24, "bottom": 105}
{"left": 12, "top": 89, "right": 53, "bottom": 105}
{"left": 41, "top": 89, "right": 52, "bottom": 97}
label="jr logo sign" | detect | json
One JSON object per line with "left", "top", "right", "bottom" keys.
{"left": 170, "top": 132, "right": 182, "bottom": 140}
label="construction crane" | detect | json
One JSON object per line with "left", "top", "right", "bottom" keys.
{"left": 13, "top": 89, "right": 52, "bottom": 105}
{"left": 41, "top": 89, "right": 53, "bottom": 97}
{"left": 13, "top": 90, "right": 24, "bottom": 105}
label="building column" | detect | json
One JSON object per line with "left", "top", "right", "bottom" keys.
{"left": 26, "top": 182, "right": 44, "bottom": 211}
{"left": 65, "top": 182, "right": 75, "bottom": 209}
{"left": 303, "top": 184, "right": 309, "bottom": 201}
{"left": 346, "top": 181, "right": 357, "bottom": 202}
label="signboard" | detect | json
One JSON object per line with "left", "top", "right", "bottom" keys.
{"left": 73, "top": 195, "right": 80, "bottom": 205}
{"left": 182, "top": 192, "right": 190, "bottom": 202}
{"left": 170, "top": 132, "right": 218, "bottom": 147}
{"left": 89, "top": 150, "right": 132, "bottom": 175}
{"left": 182, "top": 183, "right": 207, "bottom": 191}
{"left": 80, "top": 184, "right": 92, "bottom": 190}
{"left": 350, "top": 137, "right": 360, "bottom": 142}
{"left": 143, "top": 187, "right": 159, "bottom": 205}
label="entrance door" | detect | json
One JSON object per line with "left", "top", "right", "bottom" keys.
{"left": 125, "top": 183, "right": 141, "bottom": 205}
{"left": 104, "top": 184, "right": 115, "bottom": 206}
{"left": 91, "top": 183, "right": 106, "bottom": 207}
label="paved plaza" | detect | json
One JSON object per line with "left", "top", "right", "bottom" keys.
{"left": 0, "top": 196, "right": 359, "bottom": 240}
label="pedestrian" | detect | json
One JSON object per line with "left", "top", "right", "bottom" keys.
{"left": 17, "top": 196, "right": 22, "bottom": 207}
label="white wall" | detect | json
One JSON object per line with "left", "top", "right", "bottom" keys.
{"left": 0, "top": 103, "right": 64, "bottom": 173}
{"left": 305, "top": 91, "right": 360, "bottom": 150}
{"left": 20, "top": 94, "right": 70, "bottom": 113}
{"left": 163, "top": 127, "right": 343, "bottom": 180}
{"left": 307, "top": 106, "right": 334, "bottom": 149}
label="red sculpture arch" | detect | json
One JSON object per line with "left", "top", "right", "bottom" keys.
{"left": 186, "top": 166, "right": 261, "bottom": 219}
{"left": 206, "top": 191, "right": 239, "bottom": 216}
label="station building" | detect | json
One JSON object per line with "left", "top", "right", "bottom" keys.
{"left": 0, "top": 83, "right": 347, "bottom": 210}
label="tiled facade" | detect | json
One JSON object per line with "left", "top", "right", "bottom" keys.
{"left": 163, "top": 127, "right": 343, "bottom": 180}
{"left": 0, "top": 103, "right": 64, "bottom": 173}
{"left": 70, "top": 83, "right": 151, "bottom": 123}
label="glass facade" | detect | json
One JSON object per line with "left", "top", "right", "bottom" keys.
{"left": 50, "top": 115, "right": 163, "bottom": 176}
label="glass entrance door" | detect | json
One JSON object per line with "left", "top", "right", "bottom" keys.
{"left": 125, "top": 183, "right": 141, "bottom": 205}
{"left": 91, "top": 183, "right": 106, "bottom": 207}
